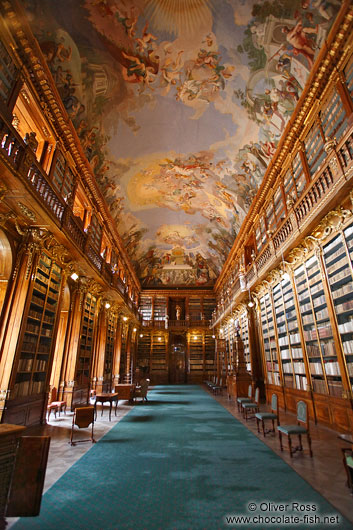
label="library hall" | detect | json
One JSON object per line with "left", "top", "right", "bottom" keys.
{"left": 1, "top": 0, "right": 353, "bottom": 528}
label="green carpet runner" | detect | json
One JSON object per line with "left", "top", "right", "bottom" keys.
{"left": 13, "top": 385, "right": 351, "bottom": 529}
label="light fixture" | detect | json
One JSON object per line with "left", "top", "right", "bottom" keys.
{"left": 70, "top": 272, "right": 79, "bottom": 281}
{"left": 133, "top": 327, "right": 137, "bottom": 332}
{"left": 193, "top": 335, "right": 197, "bottom": 340}
{"left": 140, "top": 333, "right": 143, "bottom": 338}
{"left": 123, "top": 316, "right": 128, "bottom": 321}
{"left": 105, "top": 302, "right": 111, "bottom": 309}
{"left": 158, "top": 336, "right": 162, "bottom": 341}
{"left": 212, "top": 335, "right": 216, "bottom": 339}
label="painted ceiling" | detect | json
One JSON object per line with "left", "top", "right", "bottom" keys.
{"left": 24, "top": 0, "right": 340, "bottom": 287}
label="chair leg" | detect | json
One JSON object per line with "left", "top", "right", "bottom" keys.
{"left": 288, "top": 436, "right": 293, "bottom": 458}
{"left": 279, "top": 431, "right": 283, "bottom": 451}
{"left": 256, "top": 418, "right": 260, "bottom": 433}
{"left": 271, "top": 419, "right": 275, "bottom": 435}
{"left": 262, "top": 420, "right": 266, "bottom": 437}
{"left": 307, "top": 433, "right": 313, "bottom": 457}
{"left": 298, "top": 434, "right": 303, "bottom": 451}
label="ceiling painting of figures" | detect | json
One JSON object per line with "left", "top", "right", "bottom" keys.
{"left": 23, "top": 0, "right": 341, "bottom": 287}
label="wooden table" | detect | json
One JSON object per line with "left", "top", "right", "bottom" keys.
{"left": 114, "top": 384, "right": 136, "bottom": 403}
{"left": 94, "top": 392, "right": 119, "bottom": 421}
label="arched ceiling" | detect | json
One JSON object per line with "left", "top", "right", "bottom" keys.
{"left": 23, "top": 0, "right": 340, "bottom": 288}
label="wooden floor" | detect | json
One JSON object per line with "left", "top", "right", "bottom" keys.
{"left": 211, "top": 386, "right": 353, "bottom": 525}
{"left": 5, "top": 384, "right": 353, "bottom": 527}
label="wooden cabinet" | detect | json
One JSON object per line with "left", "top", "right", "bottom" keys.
{"left": 103, "top": 312, "right": 117, "bottom": 391}
{"left": 72, "top": 293, "right": 97, "bottom": 408}
{"left": 274, "top": 276, "right": 307, "bottom": 391}
{"left": 255, "top": 221, "right": 353, "bottom": 430}
{"left": 259, "top": 293, "right": 281, "bottom": 386}
{"left": 3, "top": 253, "right": 62, "bottom": 426}
{"left": 151, "top": 333, "right": 167, "bottom": 379}
{"left": 188, "top": 333, "right": 203, "bottom": 381}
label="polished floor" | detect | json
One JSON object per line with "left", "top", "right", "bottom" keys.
{"left": 5, "top": 385, "right": 353, "bottom": 528}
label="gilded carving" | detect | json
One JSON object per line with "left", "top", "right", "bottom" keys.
{"left": 17, "top": 202, "right": 37, "bottom": 222}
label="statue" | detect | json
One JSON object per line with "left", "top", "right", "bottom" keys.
{"left": 176, "top": 304, "right": 181, "bottom": 320}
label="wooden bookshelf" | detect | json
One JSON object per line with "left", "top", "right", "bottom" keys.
{"left": 239, "top": 312, "right": 251, "bottom": 374}
{"left": 140, "top": 296, "right": 152, "bottom": 322}
{"left": 204, "top": 333, "right": 216, "bottom": 377}
{"left": 188, "top": 332, "right": 204, "bottom": 381}
{"left": 136, "top": 332, "right": 151, "bottom": 372}
{"left": 154, "top": 296, "right": 167, "bottom": 322}
{"left": 259, "top": 293, "right": 281, "bottom": 387}
{"left": 150, "top": 334, "right": 167, "bottom": 381}
{"left": 72, "top": 293, "right": 97, "bottom": 407}
{"left": 189, "top": 297, "right": 202, "bottom": 321}
{"left": 50, "top": 148, "right": 75, "bottom": 203}
{"left": 4, "top": 252, "right": 62, "bottom": 425}
{"left": 323, "top": 226, "right": 353, "bottom": 395}
{"left": 103, "top": 312, "right": 117, "bottom": 391}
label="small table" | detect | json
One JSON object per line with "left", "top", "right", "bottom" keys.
{"left": 94, "top": 393, "right": 119, "bottom": 421}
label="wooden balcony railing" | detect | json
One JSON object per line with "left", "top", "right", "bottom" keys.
{"left": 62, "top": 209, "right": 87, "bottom": 252}
{"left": 0, "top": 116, "right": 141, "bottom": 319}
{"left": 142, "top": 319, "right": 211, "bottom": 329}
{"left": 212, "top": 127, "right": 353, "bottom": 328}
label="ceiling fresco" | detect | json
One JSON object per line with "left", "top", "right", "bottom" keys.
{"left": 23, "top": 0, "right": 340, "bottom": 287}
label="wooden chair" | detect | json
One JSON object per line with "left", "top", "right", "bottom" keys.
{"left": 69, "top": 406, "right": 96, "bottom": 446}
{"left": 211, "top": 377, "right": 223, "bottom": 395}
{"left": 236, "top": 384, "right": 252, "bottom": 412}
{"left": 277, "top": 400, "right": 313, "bottom": 458}
{"left": 242, "top": 387, "right": 260, "bottom": 420}
{"left": 47, "top": 387, "right": 66, "bottom": 420}
{"left": 133, "top": 378, "right": 150, "bottom": 403}
{"left": 255, "top": 393, "right": 279, "bottom": 437}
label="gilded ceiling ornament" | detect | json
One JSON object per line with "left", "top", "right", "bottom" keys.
{"left": 17, "top": 202, "right": 37, "bottom": 222}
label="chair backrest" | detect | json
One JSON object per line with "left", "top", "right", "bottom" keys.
{"left": 271, "top": 393, "right": 278, "bottom": 414}
{"left": 140, "top": 379, "right": 149, "bottom": 398}
{"left": 50, "top": 387, "right": 57, "bottom": 403}
{"left": 74, "top": 406, "right": 95, "bottom": 429}
{"left": 254, "top": 387, "right": 260, "bottom": 404}
{"left": 247, "top": 384, "right": 252, "bottom": 398}
{"left": 297, "top": 401, "right": 307, "bottom": 426}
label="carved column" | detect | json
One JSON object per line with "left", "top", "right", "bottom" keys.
{"left": 59, "top": 280, "right": 85, "bottom": 408}
{"left": 91, "top": 301, "right": 107, "bottom": 394}
{"left": 247, "top": 305, "right": 265, "bottom": 397}
{"left": 112, "top": 315, "right": 122, "bottom": 388}
{"left": 49, "top": 270, "right": 69, "bottom": 394}
{"left": 0, "top": 229, "right": 41, "bottom": 420}
{"left": 125, "top": 324, "right": 132, "bottom": 382}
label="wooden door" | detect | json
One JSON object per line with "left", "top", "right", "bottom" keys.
{"left": 169, "top": 335, "right": 186, "bottom": 383}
